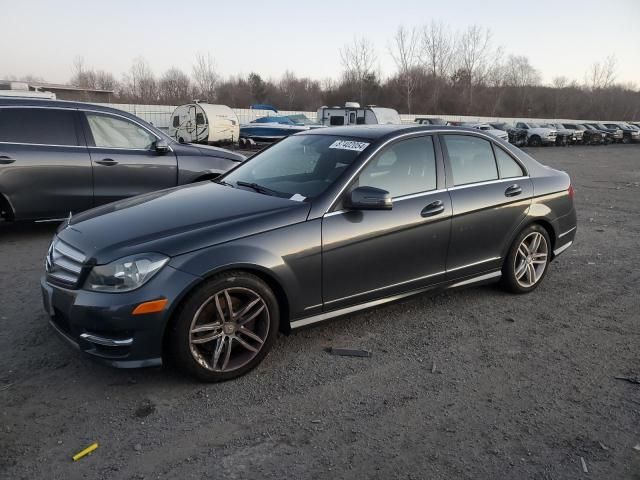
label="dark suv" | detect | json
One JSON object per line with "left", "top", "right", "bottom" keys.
{"left": 0, "top": 98, "right": 245, "bottom": 221}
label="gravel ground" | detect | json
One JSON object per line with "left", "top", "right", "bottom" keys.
{"left": 1, "top": 145, "right": 639, "bottom": 479}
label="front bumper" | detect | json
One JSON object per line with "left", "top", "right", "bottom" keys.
{"left": 542, "top": 137, "right": 557, "bottom": 145}
{"left": 41, "top": 265, "right": 200, "bottom": 368}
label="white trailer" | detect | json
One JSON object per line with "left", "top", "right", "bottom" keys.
{"left": 316, "top": 102, "right": 401, "bottom": 126}
{"left": 168, "top": 102, "right": 239, "bottom": 146}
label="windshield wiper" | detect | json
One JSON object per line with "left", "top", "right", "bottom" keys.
{"left": 214, "top": 179, "right": 235, "bottom": 188}
{"left": 236, "top": 181, "right": 282, "bottom": 196}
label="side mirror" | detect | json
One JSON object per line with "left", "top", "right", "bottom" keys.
{"left": 344, "top": 186, "right": 392, "bottom": 211}
{"left": 154, "top": 139, "right": 170, "bottom": 154}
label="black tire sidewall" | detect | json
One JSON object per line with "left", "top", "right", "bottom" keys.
{"left": 502, "top": 224, "right": 551, "bottom": 294}
{"left": 170, "top": 271, "right": 280, "bottom": 382}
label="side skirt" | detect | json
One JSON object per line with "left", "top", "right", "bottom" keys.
{"left": 290, "top": 270, "right": 502, "bottom": 330}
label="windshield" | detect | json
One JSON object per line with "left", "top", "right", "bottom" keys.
{"left": 222, "top": 135, "right": 367, "bottom": 200}
{"left": 528, "top": 122, "right": 541, "bottom": 128}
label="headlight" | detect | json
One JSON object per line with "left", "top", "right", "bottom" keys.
{"left": 84, "top": 253, "right": 169, "bottom": 292}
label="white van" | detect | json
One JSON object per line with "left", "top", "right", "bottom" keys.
{"left": 316, "top": 102, "right": 401, "bottom": 126}
{"left": 168, "top": 103, "right": 239, "bottom": 145}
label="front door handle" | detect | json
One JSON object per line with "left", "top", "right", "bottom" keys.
{"left": 505, "top": 184, "right": 522, "bottom": 197}
{"left": 95, "top": 158, "right": 118, "bottom": 166}
{"left": 420, "top": 200, "right": 445, "bottom": 217}
{"left": 0, "top": 155, "right": 16, "bottom": 164}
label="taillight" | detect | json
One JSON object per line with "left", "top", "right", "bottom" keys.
{"left": 568, "top": 184, "right": 575, "bottom": 199}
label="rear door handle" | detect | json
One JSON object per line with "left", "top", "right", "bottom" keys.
{"left": 95, "top": 158, "right": 118, "bottom": 166}
{"left": 420, "top": 200, "right": 445, "bottom": 217}
{"left": 0, "top": 155, "right": 16, "bottom": 164}
{"left": 505, "top": 184, "right": 522, "bottom": 197}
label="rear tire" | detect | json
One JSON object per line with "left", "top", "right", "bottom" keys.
{"left": 170, "top": 271, "right": 279, "bottom": 382}
{"left": 501, "top": 224, "right": 551, "bottom": 294}
{"left": 528, "top": 135, "right": 542, "bottom": 147}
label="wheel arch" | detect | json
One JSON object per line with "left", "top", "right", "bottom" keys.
{"left": 163, "top": 263, "right": 292, "bottom": 349}
{"left": 503, "top": 217, "right": 556, "bottom": 261}
{"left": 0, "top": 192, "right": 15, "bottom": 221}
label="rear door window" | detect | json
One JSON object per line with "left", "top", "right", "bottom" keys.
{"left": 0, "top": 107, "right": 79, "bottom": 146}
{"left": 494, "top": 146, "right": 524, "bottom": 178}
{"left": 443, "top": 135, "right": 498, "bottom": 186}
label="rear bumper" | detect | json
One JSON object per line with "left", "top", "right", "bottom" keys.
{"left": 41, "top": 265, "right": 200, "bottom": 368}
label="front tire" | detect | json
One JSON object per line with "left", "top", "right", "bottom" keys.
{"left": 170, "top": 271, "right": 279, "bottom": 382}
{"left": 528, "top": 135, "right": 542, "bottom": 147}
{"left": 502, "top": 224, "right": 551, "bottom": 294}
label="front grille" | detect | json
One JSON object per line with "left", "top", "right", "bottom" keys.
{"left": 45, "top": 237, "right": 86, "bottom": 288}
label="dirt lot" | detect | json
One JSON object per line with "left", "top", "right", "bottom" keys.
{"left": 1, "top": 145, "right": 639, "bottom": 480}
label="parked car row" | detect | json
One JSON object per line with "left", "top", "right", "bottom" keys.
{"left": 430, "top": 119, "right": 640, "bottom": 147}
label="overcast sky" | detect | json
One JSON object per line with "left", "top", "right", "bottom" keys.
{"left": 2, "top": 0, "right": 639, "bottom": 86}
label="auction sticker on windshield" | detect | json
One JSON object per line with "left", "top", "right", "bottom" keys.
{"left": 329, "top": 140, "right": 370, "bottom": 152}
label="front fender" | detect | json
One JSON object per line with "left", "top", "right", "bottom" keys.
{"left": 168, "top": 219, "right": 323, "bottom": 321}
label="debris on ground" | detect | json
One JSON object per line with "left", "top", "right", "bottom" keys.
{"left": 431, "top": 362, "right": 437, "bottom": 374}
{"left": 311, "top": 419, "right": 321, "bottom": 424}
{"left": 328, "top": 348, "right": 372, "bottom": 358}
{"left": 72, "top": 443, "right": 98, "bottom": 462}
{"left": 133, "top": 443, "right": 142, "bottom": 452}
{"left": 134, "top": 399, "right": 156, "bottom": 418}
{"left": 580, "top": 456, "right": 588, "bottom": 473}
{"left": 614, "top": 376, "right": 640, "bottom": 385}
{"left": 599, "top": 442, "right": 609, "bottom": 451}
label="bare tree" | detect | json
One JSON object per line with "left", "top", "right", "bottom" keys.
{"left": 70, "top": 55, "right": 96, "bottom": 88}
{"left": 586, "top": 55, "right": 617, "bottom": 90}
{"left": 390, "top": 26, "right": 421, "bottom": 113}
{"left": 340, "top": 37, "right": 377, "bottom": 103}
{"left": 279, "top": 70, "right": 298, "bottom": 110}
{"left": 192, "top": 52, "right": 219, "bottom": 101}
{"left": 158, "top": 67, "right": 191, "bottom": 104}
{"left": 123, "top": 57, "right": 157, "bottom": 103}
{"left": 455, "top": 25, "right": 493, "bottom": 111}
{"left": 94, "top": 70, "right": 118, "bottom": 91}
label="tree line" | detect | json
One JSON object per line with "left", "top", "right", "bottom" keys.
{"left": 21, "top": 22, "right": 640, "bottom": 120}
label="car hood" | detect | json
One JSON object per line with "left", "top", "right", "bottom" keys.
{"left": 175, "top": 142, "right": 245, "bottom": 162}
{"left": 530, "top": 128, "right": 556, "bottom": 135}
{"left": 60, "top": 183, "right": 310, "bottom": 263}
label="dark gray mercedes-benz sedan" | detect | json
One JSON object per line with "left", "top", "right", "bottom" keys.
{"left": 41, "top": 125, "right": 577, "bottom": 382}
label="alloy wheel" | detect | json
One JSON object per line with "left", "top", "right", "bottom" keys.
{"left": 188, "top": 287, "right": 270, "bottom": 372}
{"left": 513, "top": 232, "right": 549, "bottom": 288}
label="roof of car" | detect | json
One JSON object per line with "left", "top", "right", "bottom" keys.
{"left": 300, "top": 124, "right": 483, "bottom": 140}
{"left": 0, "top": 96, "right": 132, "bottom": 117}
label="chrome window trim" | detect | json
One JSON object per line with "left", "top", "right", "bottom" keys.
{"left": 325, "top": 129, "right": 523, "bottom": 214}
{"left": 0, "top": 105, "right": 173, "bottom": 152}
{"left": 323, "top": 188, "right": 448, "bottom": 218}
{"left": 81, "top": 109, "right": 174, "bottom": 152}
{"left": 447, "top": 176, "right": 529, "bottom": 191}
{"left": 0, "top": 141, "right": 87, "bottom": 149}
{"left": 558, "top": 226, "right": 577, "bottom": 238}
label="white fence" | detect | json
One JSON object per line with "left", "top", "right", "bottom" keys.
{"left": 92, "top": 103, "right": 607, "bottom": 130}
